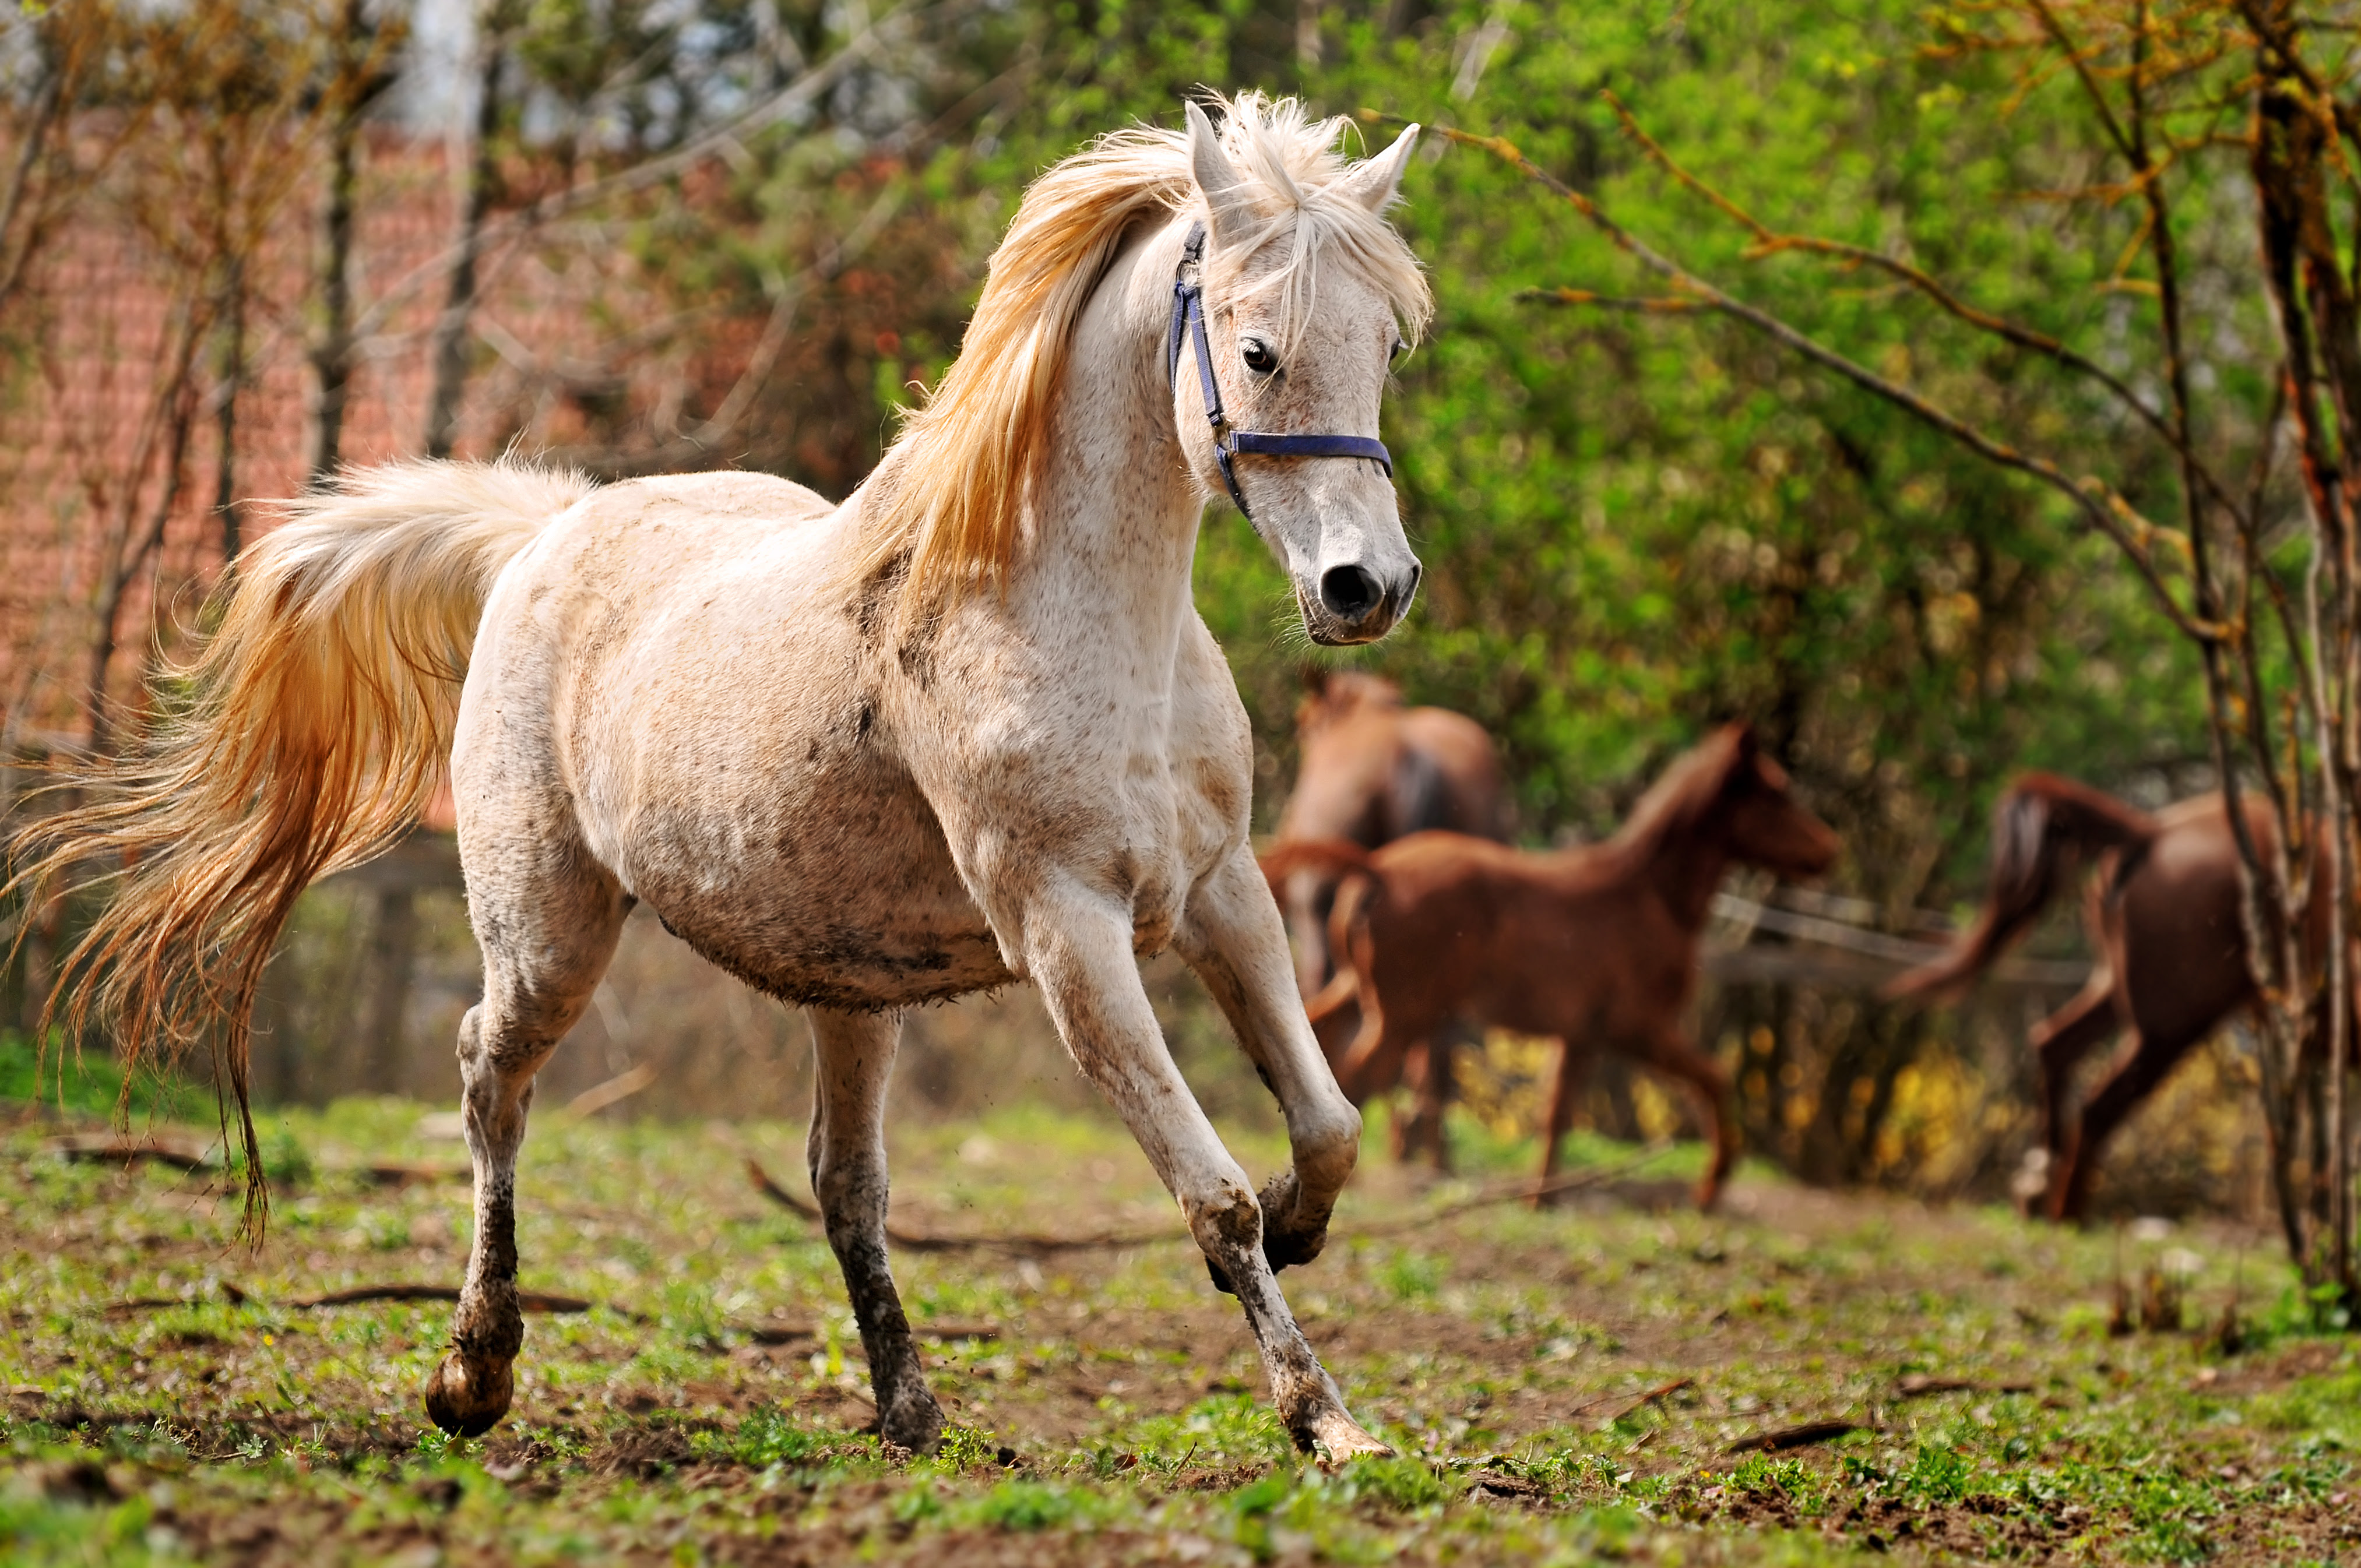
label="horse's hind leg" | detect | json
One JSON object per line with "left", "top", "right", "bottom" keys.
{"left": 1535, "top": 1036, "right": 1587, "bottom": 1205}
{"left": 1174, "top": 845, "right": 1366, "bottom": 1277}
{"left": 1641, "top": 1027, "right": 1740, "bottom": 1210}
{"left": 1393, "top": 1032, "right": 1458, "bottom": 1171}
{"left": 424, "top": 851, "right": 628, "bottom": 1436}
{"left": 1048, "top": 871, "right": 1384, "bottom": 1460}
{"left": 2050, "top": 1026, "right": 2202, "bottom": 1222}
{"left": 2031, "top": 977, "right": 2119, "bottom": 1167}
{"left": 804, "top": 1006, "right": 944, "bottom": 1453}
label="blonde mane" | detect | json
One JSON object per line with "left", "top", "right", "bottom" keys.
{"left": 857, "top": 92, "right": 1433, "bottom": 619}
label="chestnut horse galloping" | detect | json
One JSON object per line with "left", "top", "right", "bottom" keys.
{"left": 1890, "top": 775, "right": 2324, "bottom": 1222}
{"left": 1264, "top": 726, "right": 1838, "bottom": 1206}
{"left": 1273, "top": 670, "right": 1510, "bottom": 998}
{"left": 6, "top": 97, "right": 1431, "bottom": 1461}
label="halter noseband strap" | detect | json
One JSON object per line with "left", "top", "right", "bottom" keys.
{"left": 1167, "top": 221, "right": 1394, "bottom": 522}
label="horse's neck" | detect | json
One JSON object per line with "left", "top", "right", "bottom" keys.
{"left": 1599, "top": 812, "right": 1727, "bottom": 931}
{"left": 1016, "top": 231, "right": 1204, "bottom": 676}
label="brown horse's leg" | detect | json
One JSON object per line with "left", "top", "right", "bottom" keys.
{"left": 424, "top": 865, "right": 627, "bottom": 1438}
{"left": 2050, "top": 1028, "right": 2202, "bottom": 1221}
{"left": 1391, "top": 1040, "right": 1439, "bottom": 1167}
{"left": 1395, "top": 1026, "right": 1465, "bottom": 1172}
{"left": 2031, "top": 978, "right": 2120, "bottom": 1165}
{"left": 1642, "top": 1028, "right": 1739, "bottom": 1210}
{"left": 805, "top": 1007, "right": 944, "bottom": 1453}
{"left": 1283, "top": 870, "right": 1335, "bottom": 999}
{"left": 1534, "top": 1037, "right": 1585, "bottom": 1206}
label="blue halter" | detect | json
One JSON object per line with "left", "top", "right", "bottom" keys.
{"left": 1166, "top": 221, "right": 1394, "bottom": 522}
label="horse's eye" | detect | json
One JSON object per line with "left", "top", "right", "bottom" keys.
{"left": 1388, "top": 339, "right": 1407, "bottom": 365}
{"left": 1242, "top": 338, "right": 1278, "bottom": 375}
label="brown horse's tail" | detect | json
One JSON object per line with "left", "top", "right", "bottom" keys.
{"left": 1887, "top": 773, "right": 2158, "bottom": 1003}
{"left": 3, "top": 459, "right": 591, "bottom": 1231}
{"left": 1257, "top": 836, "right": 1376, "bottom": 890}
{"left": 1259, "top": 838, "right": 1381, "bottom": 1070}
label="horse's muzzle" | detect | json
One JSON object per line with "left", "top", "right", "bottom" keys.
{"left": 1301, "top": 560, "right": 1420, "bottom": 646}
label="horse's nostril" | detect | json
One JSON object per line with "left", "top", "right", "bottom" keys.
{"left": 1320, "top": 564, "right": 1384, "bottom": 621}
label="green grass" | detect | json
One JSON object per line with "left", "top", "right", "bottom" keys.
{"left": 2, "top": 1091, "right": 2355, "bottom": 1563}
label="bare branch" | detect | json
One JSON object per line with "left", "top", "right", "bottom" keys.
{"left": 1398, "top": 113, "right": 2212, "bottom": 641}
{"left": 1599, "top": 89, "right": 2255, "bottom": 535}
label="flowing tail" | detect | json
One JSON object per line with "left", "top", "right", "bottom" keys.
{"left": 1887, "top": 773, "right": 2158, "bottom": 1002}
{"left": 4, "top": 459, "right": 593, "bottom": 1228}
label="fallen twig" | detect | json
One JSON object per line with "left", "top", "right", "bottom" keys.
{"left": 1600, "top": 1376, "right": 1693, "bottom": 1426}
{"left": 1894, "top": 1373, "right": 2035, "bottom": 1399}
{"left": 100, "top": 1281, "right": 246, "bottom": 1316}
{"left": 745, "top": 1149, "right": 1676, "bottom": 1254}
{"left": 1347, "top": 1152, "right": 1679, "bottom": 1238}
{"left": 1726, "top": 1419, "right": 1874, "bottom": 1453}
{"left": 734, "top": 1318, "right": 999, "bottom": 1347}
{"left": 100, "top": 1281, "right": 629, "bottom": 1318}
{"left": 745, "top": 1159, "right": 1174, "bottom": 1253}
{"left": 284, "top": 1284, "right": 597, "bottom": 1313}
{"left": 566, "top": 1063, "right": 656, "bottom": 1119}
{"left": 44, "top": 1134, "right": 214, "bottom": 1172}
{"left": 356, "top": 1162, "right": 470, "bottom": 1188}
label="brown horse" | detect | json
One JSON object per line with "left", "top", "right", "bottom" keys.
{"left": 1890, "top": 774, "right": 2326, "bottom": 1221}
{"left": 1264, "top": 725, "right": 1838, "bottom": 1204}
{"left": 1273, "top": 671, "right": 1510, "bottom": 998}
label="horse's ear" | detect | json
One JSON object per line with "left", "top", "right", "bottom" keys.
{"left": 1336, "top": 122, "right": 1420, "bottom": 214}
{"left": 1187, "top": 100, "right": 1257, "bottom": 249}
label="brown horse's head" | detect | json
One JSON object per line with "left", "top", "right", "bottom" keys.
{"left": 1709, "top": 725, "right": 1840, "bottom": 879}
{"left": 1294, "top": 668, "right": 1403, "bottom": 741}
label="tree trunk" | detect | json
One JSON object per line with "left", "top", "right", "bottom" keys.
{"left": 308, "top": 0, "right": 372, "bottom": 484}
{"left": 423, "top": 19, "right": 508, "bottom": 460}
{"left": 358, "top": 885, "right": 420, "bottom": 1094}
{"left": 212, "top": 259, "right": 245, "bottom": 561}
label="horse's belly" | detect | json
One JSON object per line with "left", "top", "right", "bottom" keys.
{"left": 598, "top": 719, "right": 1012, "bottom": 1009}
{"left": 631, "top": 824, "right": 1011, "bottom": 1010}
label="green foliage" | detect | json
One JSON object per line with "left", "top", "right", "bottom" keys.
{"left": 1730, "top": 1451, "right": 1827, "bottom": 1516}
{"left": 700, "top": 1406, "right": 831, "bottom": 1470}
{"left": 1375, "top": 1247, "right": 1443, "bottom": 1302}
{"left": 962, "top": 1478, "right": 1092, "bottom": 1532}
{"left": 1324, "top": 1453, "right": 1454, "bottom": 1511}
{"left": 0, "top": 1031, "right": 188, "bottom": 1123}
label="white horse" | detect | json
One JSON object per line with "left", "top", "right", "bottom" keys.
{"left": 10, "top": 94, "right": 1429, "bottom": 1460}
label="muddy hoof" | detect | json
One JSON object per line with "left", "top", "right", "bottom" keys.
{"left": 878, "top": 1386, "right": 946, "bottom": 1455}
{"left": 423, "top": 1352, "right": 513, "bottom": 1437}
{"left": 1301, "top": 1408, "right": 1392, "bottom": 1465}
{"left": 1257, "top": 1171, "right": 1328, "bottom": 1272}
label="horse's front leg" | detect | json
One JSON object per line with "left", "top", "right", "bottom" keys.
{"left": 1027, "top": 876, "right": 1387, "bottom": 1461}
{"left": 1174, "top": 844, "right": 1364, "bottom": 1278}
{"left": 804, "top": 1006, "right": 944, "bottom": 1453}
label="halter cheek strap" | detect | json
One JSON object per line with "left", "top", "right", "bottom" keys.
{"left": 1167, "top": 221, "right": 1394, "bottom": 522}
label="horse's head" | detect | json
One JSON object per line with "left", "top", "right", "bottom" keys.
{"left": 1178, "top": 99, "right": 1430, "bottom": 646}
{"left": 1714, "top": 726, "right": 1840, "bottom": 880}
{"left": 1294, "top": 668, "right": 1403, "bottom": 739}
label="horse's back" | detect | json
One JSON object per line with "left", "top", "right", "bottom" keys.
{"left": 2113, "top": 794, "right": 2256, "bottom": 1041}
{"left": 618, "top": 468, "right": 837, "bottom": 522}
{"left": 1395, "top": 706, "right": 1508, "bottom": 838}
{"left": 1283, "top": 702, "right": 1504, "bottom": 845}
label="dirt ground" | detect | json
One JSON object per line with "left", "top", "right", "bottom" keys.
{"left": 3, "top": 1094, "right": 2357, "bottom": 1565}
